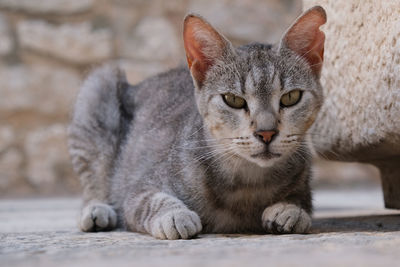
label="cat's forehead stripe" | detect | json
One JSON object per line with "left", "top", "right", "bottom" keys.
{"left": 272, "top": 69, "right": 281, "bottom": 92}
{"left": 244, "top": 69, "right": 254, "bottom": 94}
{"left": 244, "top": 63, "right": 278, "bottom": 95}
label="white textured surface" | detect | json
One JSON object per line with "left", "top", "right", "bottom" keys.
{"left": 2, "top": 189, "right": 400, "bottom": 267}
{"left": 304, "top": 0, "right": 400, "bottom": 155}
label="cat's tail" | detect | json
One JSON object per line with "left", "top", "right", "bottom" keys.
{"left": 68, "top": 65, "right": 130, "bottom": 206}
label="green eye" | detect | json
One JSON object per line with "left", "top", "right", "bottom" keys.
{"left": 280, "top": 90, "right": 302, "bottom": 107}
{"left": 222, "top": 93, "right": 246, "bottom": 109}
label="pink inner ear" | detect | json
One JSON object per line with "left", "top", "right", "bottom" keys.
{"left": 184, "top": 24, "right": 211, "bottom": 84}
{"left": 184, "top": 23, "right": 204, "bottom": 69}
{"left": 302, "top": 29, "right": 325, "bottom": 74}
{"left": 284, "top": 7, "right": 326, "bottom": 75}
{"left": 183, "top": 15, "right": 226, "bottom": 86}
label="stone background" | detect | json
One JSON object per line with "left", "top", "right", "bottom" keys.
{"left": 0, "top": 0, "right": 379, "bottom": 197}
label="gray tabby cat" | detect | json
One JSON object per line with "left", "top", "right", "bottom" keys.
{"left": 68, "top": 6, "right": 326, "bottom": 239}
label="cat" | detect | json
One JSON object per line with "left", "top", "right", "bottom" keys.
{"left": 68, "top": 6, "right": 326, "bottom": 239}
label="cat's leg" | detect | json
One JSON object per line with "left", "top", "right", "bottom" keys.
{"left": 261, "top": 202, "right": 311, "bottom": 234}
{"left": 69, "top": 130, "right": 118, "bottom": 232}
{"left": 80, "top": 201, "right": 117, "bottom": 232}
{"left": 261, "top": 174, "right": 312, "bottom": 234}
{"left": 123, "top": 191, "right": 202, "bottom": 240}
{"left": 68, "top": 66, "right": 127, "bottom": 232}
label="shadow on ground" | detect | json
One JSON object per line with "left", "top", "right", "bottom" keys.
{"left": 312, "top": 214, "right": 400, "bottom": 233}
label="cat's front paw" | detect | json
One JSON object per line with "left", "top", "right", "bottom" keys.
{"left": 80, "top": 202, "right": 117, "bottom": 232}
{"left": 150, "top": 209, "right": 202, "bottom": 240}
{"left": 261, "top": 203, "right": 311, "bottom": 234}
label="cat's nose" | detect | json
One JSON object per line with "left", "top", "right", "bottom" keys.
{"left": 254, "top": 130, "right": 277, "bottom": 144}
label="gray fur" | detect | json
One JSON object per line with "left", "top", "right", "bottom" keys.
{"left": 68, "top": 12, "right": 324, "bottom": 238}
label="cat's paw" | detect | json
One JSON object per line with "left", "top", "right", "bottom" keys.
{"left": 150, "top": 209, "right": 202, "bottom": 240}
{"left": 80, "top": 202, "right": 117, "bottom": 232}
{"left": 261, "top": 203, "right": 311, "bottom": 234}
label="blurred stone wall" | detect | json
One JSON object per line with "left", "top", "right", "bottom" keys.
{"left": 0, "top": 0, "right": 379, "bottom": 197}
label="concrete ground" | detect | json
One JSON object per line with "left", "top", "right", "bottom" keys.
{"left": 1, "top": 188, "right": 400, "bottom": 267}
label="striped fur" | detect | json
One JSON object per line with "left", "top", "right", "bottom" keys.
{"left": 68, "top": 8, "right": 325, "bottom": 238}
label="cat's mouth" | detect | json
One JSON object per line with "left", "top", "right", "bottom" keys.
{"left": 250, "top": 151, "right": 282, "bottom": 160}
{"left": 250, "top": 151, "right": 281, "bottom": 160}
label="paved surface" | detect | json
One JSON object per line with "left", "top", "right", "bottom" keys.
{"left": 1, "top": 188, "right": 400, "bottom": 267}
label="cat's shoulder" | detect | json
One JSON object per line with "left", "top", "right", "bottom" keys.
{"left": 136, "top": 65, "right": 192, "bottom": 90}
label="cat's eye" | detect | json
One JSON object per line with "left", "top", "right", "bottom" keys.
{"left": 280, "top": 90, "right": 302, "bottom": 108}
{"left": 222, "top": 93, "right": 246, "bottom": 109}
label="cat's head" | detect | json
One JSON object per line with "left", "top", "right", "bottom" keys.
{"left": 183, "top": 6, "right": 326, "bottom": 168}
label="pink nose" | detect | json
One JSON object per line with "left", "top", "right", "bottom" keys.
{"left": 254, "top": 130, "right": 277, "bottom": 144}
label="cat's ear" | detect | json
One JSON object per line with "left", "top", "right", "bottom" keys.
{"left": 183, "top": 14, "right": 234, "bottom": 87}
{"left": 280, "top": 6, "right": 327, "bottom": 76}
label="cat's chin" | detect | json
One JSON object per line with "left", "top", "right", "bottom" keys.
{"left": 247, "top": 152, "right": 282, "bottom": 168}
{"left": 251, "top": 158, "right": 279, "bottom": 168}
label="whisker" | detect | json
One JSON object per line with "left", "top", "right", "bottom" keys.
{"left": 186, "top": 125, "right": 205, "bottom": 139}
{"left": 192, "top": 147, "right": 233, "bottom": 163}
{"left": 175, "top": 143, "right": 229, "bottom": 150}
{"left": 202, "top": 147, "right": 237, "bottom": 174}
{"left": 183, "top": 137, "right": 237, "bottom": 143}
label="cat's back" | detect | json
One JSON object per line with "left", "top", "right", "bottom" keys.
{"left": 123, "top": 66, "right": 195, "bottom": 123}
{"left": 117, "top": 66, "right": 198, "bottom": 168}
